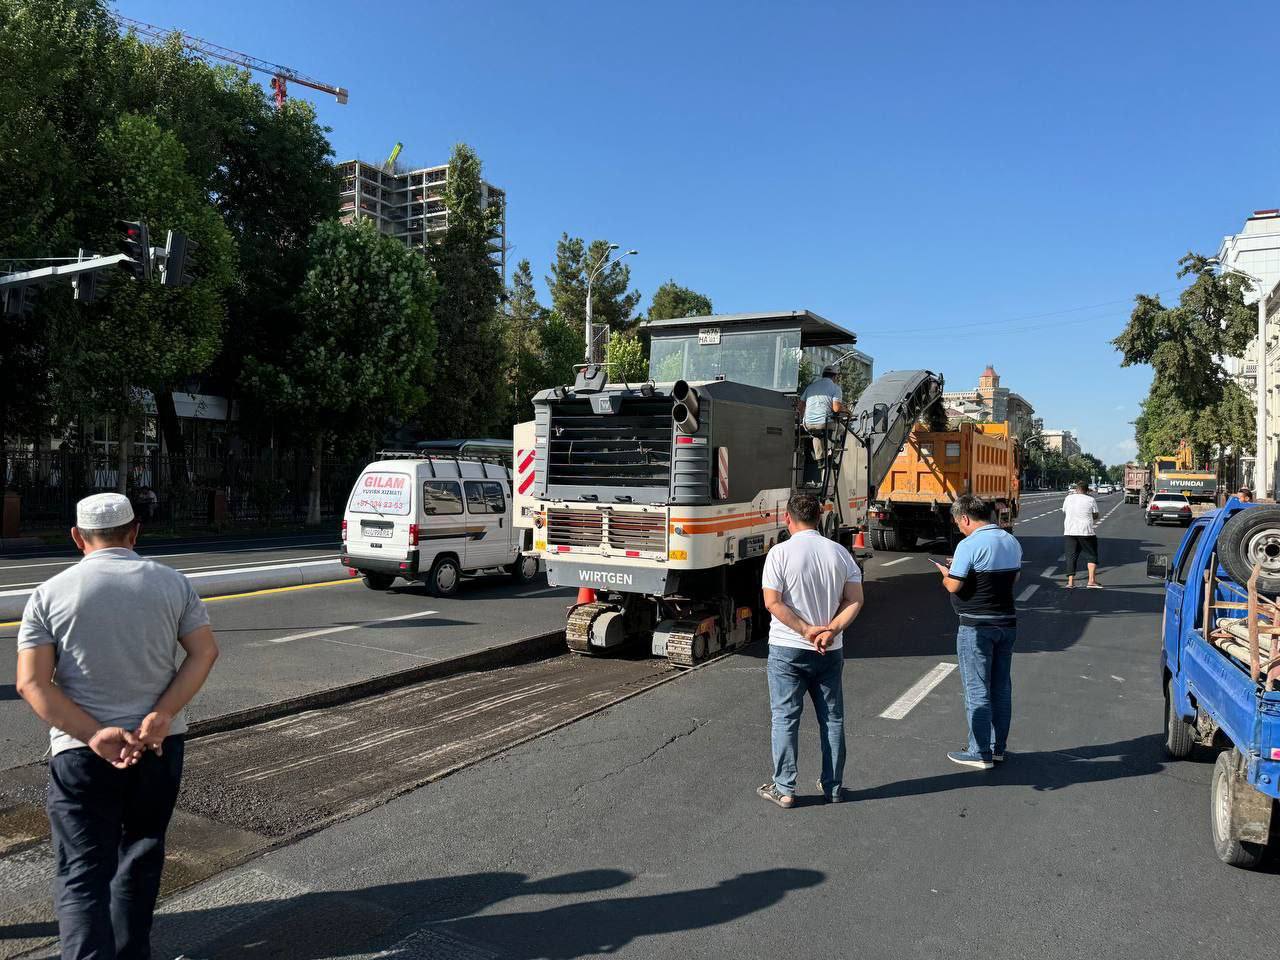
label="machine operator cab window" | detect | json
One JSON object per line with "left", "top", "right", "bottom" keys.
{"left": 643, "top": 310, "right": 861, "bottom": 397}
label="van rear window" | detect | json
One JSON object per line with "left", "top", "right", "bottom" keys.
{"left": 349, "top": 471, "right": 411, "bottom": 516}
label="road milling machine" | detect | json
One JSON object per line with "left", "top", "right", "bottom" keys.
{"left": 512, "top": 311, "right": 944, "bottom": 667}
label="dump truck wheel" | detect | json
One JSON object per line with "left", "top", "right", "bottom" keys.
{"left": 870, "top": 529, "right": 887, "bottom": 552}
{"left": 880, "top": 527, "right": 901, "bottom": 551}
{"left": 1163, "top": 677, "right": 1195, "bottom": 760}
{"left": 1219, "top": 505, "right": 1280, "bottom": 595}
{"left": 1211, "top": 750, "right": 1268, "bottom": 869}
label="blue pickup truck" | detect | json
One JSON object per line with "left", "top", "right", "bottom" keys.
{"left": 1152, "top": 498, "right": 1280, "bottom": 868}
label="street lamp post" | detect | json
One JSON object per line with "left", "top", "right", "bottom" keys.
{"left": 584, "top": 244, "right": 638, "bottom": 364}
{"left": 1213, "top": 259, "right": 1271, "bottom": 496}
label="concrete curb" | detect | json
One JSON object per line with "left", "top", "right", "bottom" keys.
{"left": 0, "top": 558, "right": 352, "bottom": 621}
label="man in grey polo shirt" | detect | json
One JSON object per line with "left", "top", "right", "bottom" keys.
{"left": 16, "top": 493, "right": 219, "bottom": 960}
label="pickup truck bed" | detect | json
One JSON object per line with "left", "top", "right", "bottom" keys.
{"left": 1157, "top": 500, "right": 1280, "bottom": 868}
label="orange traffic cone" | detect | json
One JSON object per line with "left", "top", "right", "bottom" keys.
{"left": 853, "top": 530, "right": 866, "bottom": 549}
{"left": 576, "top": 587, "right": 597, "bottom": 606}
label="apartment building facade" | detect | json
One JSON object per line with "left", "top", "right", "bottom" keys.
{"left": 1219, "top": 209, "right": 1280, "bottom": 491}
{"left": 337, "top": 158, "right": 507, "bottom": 278}
{"left": 1041, "top": 429, "right": 1081, "bottom": 459}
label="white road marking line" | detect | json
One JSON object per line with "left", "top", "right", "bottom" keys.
{"left": 1095, "top": 500, "right": 1124, "bottom": 526}
{"left": 1111, "top": 674, "right": 1125, "bottom": 682}
{"left": 1017, "top": 583, "right": 1040, "bottom": 601}
{"left": 879, "top": 662, "right": 958, "bottom": 720}
{"left": 1040, "top": 565, "right": 1056, "bottom": 577}
{"left": 267, "top": 609, "right": 438, "bottom": 644}
{"left": 881, "top": 556, "right": 913, "bottom": 567}
{"left": 513, "top": 586, "right": 569, "bottom": 597}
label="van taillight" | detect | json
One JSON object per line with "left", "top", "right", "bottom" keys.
{"left": 409, "top": 523, "right": 419, "bottom": 546}
{"left": 341, "top": 519, "right": 347, "bottom": 541}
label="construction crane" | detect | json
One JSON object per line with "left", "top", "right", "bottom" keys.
{"left": 115, "top": 14, "right": 349, "bottom": 108}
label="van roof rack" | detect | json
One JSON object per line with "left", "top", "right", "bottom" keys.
{"left": 374, "top": 450, "right": 511, "bottom": 478}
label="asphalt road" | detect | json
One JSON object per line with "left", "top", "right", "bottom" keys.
{"left": 19, "top": 487, "right": 1270, "bottom": 960}
{"left": 0, "top": 533, "right": 341, "bottom": 591}
{"left": 0, "top": 569, "right": 577, "bottom": 770}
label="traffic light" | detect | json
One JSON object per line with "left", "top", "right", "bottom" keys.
{"left": 161, "top": 230, "right": 198, "bottom": 287}
{"left": 116, "top": 219, "right": 152, "bottom": 281}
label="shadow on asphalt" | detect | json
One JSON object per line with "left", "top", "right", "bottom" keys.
{"left": 4, "top": 867, "right": 826, "bottom": 958}
{"left": 0, "top": 684, "right": 19, "bottom": 702}
{"left": 847, "top": 733, "right": 1167, "bottom": 801}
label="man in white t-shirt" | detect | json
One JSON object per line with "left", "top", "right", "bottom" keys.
{"left": 757, "top": 492, "right": 865, "bottom": 808}
{"left": 1062, "top": 481, "right": 1101, "bottom": 588}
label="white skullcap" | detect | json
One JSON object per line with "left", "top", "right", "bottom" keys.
{"left": 76, "top": 492, "right": 136, "bottom": 530}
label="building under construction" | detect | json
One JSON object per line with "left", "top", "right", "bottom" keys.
{"left": 337, "top": 159, "right": 507, "bottom": 278}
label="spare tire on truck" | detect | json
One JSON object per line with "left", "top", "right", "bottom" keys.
{"left": 1219, "top": 505, "right": 1280, "bottom": 595}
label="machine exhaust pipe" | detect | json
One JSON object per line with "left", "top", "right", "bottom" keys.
{"left": 672, "top": 380, "right": 699, "bottom": 435}
{"left": 672, "top": 380, "right": 699, "bottom": 419}
{"left": 673, "top": 402, "right": 698, "bottom": 435}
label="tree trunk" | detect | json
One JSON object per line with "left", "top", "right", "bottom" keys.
{"left": 116, "top": 407, "right": 131, "bottom": 494}
{"left": 306, "top": 431, "right": 323, "bottom": 526}
{"left": 154, "top": 387, "right": 187, "bottom": 486}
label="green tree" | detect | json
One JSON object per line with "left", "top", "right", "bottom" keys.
{"left": 540, "top": 312, "right": 583, "bottom": 390}
{"left": 546, "top": 234, "right": 641, "bottom": 339}
{"left": 1115, "top": 253, "right": 1257, "bottom": 470}
{"left": 605, "top": 331, "right": 647, "bottom": 383}
{"left": 647, "top": 280, "right": 712, "bottom": 322}
{"left": 504, "top": 259, "right": 548, "bottom": 423}
{"left": 243, "top": 219, "right": 437, "bottom": 523}
{"left": 425, "top": 143, "right": 508, "bottom": 437}
{"left": 59, "top": 112, "right": 235, "bottom": 490}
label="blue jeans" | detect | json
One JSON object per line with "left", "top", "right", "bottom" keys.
{"left": 956, "top": 624, "right": 1016, "bottom": 758}
{"left": 766, "top": 645, "right": 846, "bottom": 796}
{"left": 47, "top": 737, "right": 185, "bottom": 960}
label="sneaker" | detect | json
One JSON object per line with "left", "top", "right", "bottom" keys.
{"left": 757, "top": 782, "right": 794, "bottom": 808}
{"left": 817, "top": 780, "right": 846, "bottom": 803}
{"left": 947, "top": 750, "right": 994, "bottom": 770}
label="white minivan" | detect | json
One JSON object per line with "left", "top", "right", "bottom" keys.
{"left": 340, "top": 452, "right": 539, "bottom": 596}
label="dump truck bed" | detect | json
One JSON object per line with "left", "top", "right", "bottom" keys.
{"left": 880, "top": 422, "right": 1017, "bottom": 505}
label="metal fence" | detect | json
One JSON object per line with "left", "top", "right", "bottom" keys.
{"left": 2, "top": 449, "right": 362, "bottom": 532}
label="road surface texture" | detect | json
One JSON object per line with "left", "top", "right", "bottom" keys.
{"left": 8, "top": 491, "right": 1278, "bottom": 959}
{"left": 0, "top": 570, "right": 576, "bottom": 770}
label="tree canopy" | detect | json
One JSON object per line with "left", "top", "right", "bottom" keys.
{"left": 1114, "top": 252, "right": 1257, "bottom": 465}
{"left": 647, "top": 281, "right": 712, "bottom": 322}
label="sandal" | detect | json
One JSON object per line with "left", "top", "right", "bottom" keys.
{"left": 1086, "top": 583, "right": 1103, "bottom": 589}
{"left": 757, "top": 782, "right": 794, "bottom": 808}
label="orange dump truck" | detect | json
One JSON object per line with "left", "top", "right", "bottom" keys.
{"left": 866, "top": 421, "right": 1019, "bottom": 550}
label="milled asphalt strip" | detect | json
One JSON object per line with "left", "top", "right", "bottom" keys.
{"left": 878, "top": 662, "right": 959, "bottom": 719}
{"left": 267, "top": 610, "right": 440, "bottom": 644}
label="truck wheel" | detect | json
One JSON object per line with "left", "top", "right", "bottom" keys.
{"left": 362, "top": 572, "right": 395, "bottom": 591}
{"left": 1210, "top": 751, "right": 1268, "bottom": 869}
{"left": 428, "top": 556, "right": 461, "bottom": 597}
{"left": 869, "top": 529, "right": 887, "bottom": 552}
{"left": 1218, "top": 505, "right": 1280, "bottom": 594}
{"left": 880, "top": 527, "right": 902, "bottom": 551}
{"left": 1163, "top": 677, "right": 1195, "bottom": 759}
{"left": 509, "top": 554, "right": 539, "bottom": 584}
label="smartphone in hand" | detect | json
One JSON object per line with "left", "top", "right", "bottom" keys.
{"left": 929, "top": 555, "right": 953, "bottom": 569}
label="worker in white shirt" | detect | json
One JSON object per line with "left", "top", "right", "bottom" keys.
{"left": 1062, "top": 481, "right": 1101, "bottom": 588}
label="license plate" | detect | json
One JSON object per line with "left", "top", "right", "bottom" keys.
{"left": 363, "top": 526, "right": 391, "bottom": 539}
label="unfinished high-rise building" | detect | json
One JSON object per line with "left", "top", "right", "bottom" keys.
{"left": 336, "top": 158, "right": 507, "bottom": 278}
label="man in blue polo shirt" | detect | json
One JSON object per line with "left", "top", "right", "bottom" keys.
{"left": 931, "top": 494, "right": 1022, "bottom": 770}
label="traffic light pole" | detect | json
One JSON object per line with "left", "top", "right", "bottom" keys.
{"left": 0, "top": 253, "right": 133, "bottom": 289}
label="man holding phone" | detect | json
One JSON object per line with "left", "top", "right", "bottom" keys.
{"left": 757, "top": 492, "right": 865, "bottom": 808}
{"left": 931, "top": 495, "right": 1022, "bottom": 770}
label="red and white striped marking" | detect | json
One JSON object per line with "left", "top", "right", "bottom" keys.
{"left": 716, "top": 447, "right": 729, "bottom": 500}
{"left": 515, "top": 448, "right": 536, "bottom": 496}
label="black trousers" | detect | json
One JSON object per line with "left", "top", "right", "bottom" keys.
{"left": 47, "top": 737, "right": 185, "bottom": 960}
{"left": 1064, "top": 535, "right": 1099, "bottom": 576}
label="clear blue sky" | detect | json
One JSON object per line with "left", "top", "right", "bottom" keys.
{"left": 118, "top": 0, "right": 1280, "bottom": 463}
